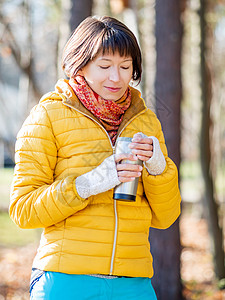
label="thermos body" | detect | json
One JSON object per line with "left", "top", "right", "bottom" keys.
{"left": 113, "top": 137, "right": 143, "bottom": 201}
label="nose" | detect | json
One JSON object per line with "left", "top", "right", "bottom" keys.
{"left": 109, "top": 67, "right": 120, "bottom": 82}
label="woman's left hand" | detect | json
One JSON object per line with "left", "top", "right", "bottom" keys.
{"left": 129, "top": 133, "right": 153, "bottom": 161}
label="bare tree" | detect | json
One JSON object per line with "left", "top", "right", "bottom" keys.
{"left": 199, "top": 0, "right": 225, "bottom": 280}
{"left": 0, "top": 3, "right": 41, "bottom": 100}
{"left": 150, "top": 0, "right": 184, "bottom": 299}
{"left": 0, "top": 1, "right": 39, "bottom": 165}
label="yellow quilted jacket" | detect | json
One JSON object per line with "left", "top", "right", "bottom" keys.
{"left": 9, "top": 79, "right": 181, "bottom": 278}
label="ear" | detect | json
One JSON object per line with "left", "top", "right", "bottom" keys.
{"left": 77, "top": 69, "right": 84, "bottom": 76}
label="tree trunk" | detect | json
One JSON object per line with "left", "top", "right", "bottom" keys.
{"left": 199, "top": 0, "right": 225, "bottom": 280}
{"left": 69, "top": 0, "right": 93, "bottom": 31}
{"left": 150, "top": 1, "right": 184, "bottom": 299}
{"left": 57, "top": 0, "right": 93, "bottom": 78}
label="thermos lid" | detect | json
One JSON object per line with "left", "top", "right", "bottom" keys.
{"left": 117, "top": 137, "right": 132, "bottom": 142}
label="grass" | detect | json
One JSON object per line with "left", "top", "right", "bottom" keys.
{"left": 0, "top": 212, "right": 41, "bottom": 246}
{"left": 0, "top": 168, "right": 40, "bottom": 246}
{"left": 180, "top": 160, "right": 225, "bottom": 203}
{"left": 0, "top": 167, "right": 14, "bottom": 209}
{"left": 180, "top": 160, "right": 204, "bottom": 203}
{"left": 180, "top": 160, "right": 202, "bottom": 180}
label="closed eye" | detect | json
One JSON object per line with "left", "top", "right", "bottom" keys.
{"left": 99, "top": 66, "right": 110, "bottom": 69}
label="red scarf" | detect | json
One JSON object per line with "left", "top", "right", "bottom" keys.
{"left": 69, "top": 76, "right": 131, "bottom": 145}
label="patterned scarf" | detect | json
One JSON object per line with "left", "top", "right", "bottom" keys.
{"left": 69, "top": 76, "right": 131, "bottom": 145}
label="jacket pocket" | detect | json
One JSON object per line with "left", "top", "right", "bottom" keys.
{"left": 29, "top": 268, "right": 45, "bottom": 294}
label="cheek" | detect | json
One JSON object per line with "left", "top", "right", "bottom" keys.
{"left": 125, "top": 76, "right": 132, "bottom": 86}
{"left": 89, "top": 71, "right": 106, "bottom": 83}
{"left": 124, "top": 71, "right": 133, "bottom": 82}
{"left": 84, "top": 72, "right": 105, "bottom": 87}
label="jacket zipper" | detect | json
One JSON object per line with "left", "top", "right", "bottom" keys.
{"left": 110, "top": 197, "right": 118, "bottom": 275}
{"left": 63, "top": 101, "right": 147, "bottom": 275}
{"left": 109, "top": 109, "right": 147, "bottom": 275}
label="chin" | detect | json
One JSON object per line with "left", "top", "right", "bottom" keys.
{"left": 105, "top": 94, "right": 123, "bottom": 101}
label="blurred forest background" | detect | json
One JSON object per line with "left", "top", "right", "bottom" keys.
{"left": 0, "top": 0, "right": 225, "bottom": 299}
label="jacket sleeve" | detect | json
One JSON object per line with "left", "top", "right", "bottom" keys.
{"left": 142, "top": 117, "right": 181, "bottom": 229}
{"left": 9, "top": 104, "right": 89, "bottom": 229}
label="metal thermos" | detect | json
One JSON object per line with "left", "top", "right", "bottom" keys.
{"left": 113, "top": 137, "right": 143, "bottom": 201}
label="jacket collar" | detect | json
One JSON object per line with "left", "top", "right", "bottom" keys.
{"left": 55, "top": 79, "right": 147, "bottom": 136}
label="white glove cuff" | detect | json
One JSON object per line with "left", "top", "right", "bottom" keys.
{"left": 145, "top": 136, "right": 166, "bottom": 175}
{"left": 75, "top": 155, "right": 121, "bottom": 199}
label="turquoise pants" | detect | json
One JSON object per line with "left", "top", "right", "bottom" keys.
{"left": 30, "top": 270, "right": 157, "bottom": 300}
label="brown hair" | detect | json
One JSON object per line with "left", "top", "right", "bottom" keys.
{"left": 62, "top": 16, "right": 142, "bottom": 81}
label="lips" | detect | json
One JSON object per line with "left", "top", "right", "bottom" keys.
{"left": 105, "top": 86, "right": 121, "bottom": 92}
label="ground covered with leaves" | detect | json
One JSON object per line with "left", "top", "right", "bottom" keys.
{"left": 0, "top": 243, "right": 36, "bottom": 299}
{"left": 181, "top": 213, "right": 225, "bottom": 299}
{"left": 0, "top": 212, "right": 225, "bottom": 299}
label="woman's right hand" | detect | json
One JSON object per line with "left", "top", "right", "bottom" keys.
{"left": 115, "top": 154, "right": 143, "bottom": 183}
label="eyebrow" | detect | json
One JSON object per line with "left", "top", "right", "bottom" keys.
{"left": 97, "top": 58, "right": 132, "bottom": 62}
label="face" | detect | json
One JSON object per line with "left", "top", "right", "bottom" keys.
{"left": 79, "top": 51, "right": 133, "bottom": 101}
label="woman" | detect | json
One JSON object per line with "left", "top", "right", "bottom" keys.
{"left": 9, "top": 16, "right": 181, "bottom": 299}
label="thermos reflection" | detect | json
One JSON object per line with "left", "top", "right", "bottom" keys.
{"left": 113, "top": 137, "right": 143, "bottom": 201}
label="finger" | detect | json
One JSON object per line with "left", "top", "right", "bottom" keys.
{"left": 132, "top": 136, "right": 153, "bottom": 145}
{"left": 118, "top": 170, "right": 142, "bottom": 178}
{"left": 118, "top": 176, "right": 136, "bottom": 183}
{"left": 136, "top": 154, "right": 153, "bottom": 161}
{"left": 115, "top": 153, "right": 138, "bottom": 163}
{"left": 133, "top": 133, "right": 146, "bottom": 140}
{"left": 129, "top": 142, "right": 153, "bottom": 151}
{"left": 117, "top": 163, "right": 143, "bottom": 172}
{"left": 131, "top": 149, "right": 153, "bottom": 158}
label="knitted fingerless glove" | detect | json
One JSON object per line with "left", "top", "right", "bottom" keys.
{"left": 134, "top": 132, "right": 166, "bottom": 175}
{"left": 75, "top": 155, "right": 121, "bottom": 199}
